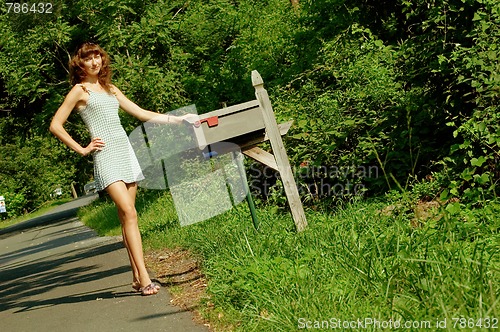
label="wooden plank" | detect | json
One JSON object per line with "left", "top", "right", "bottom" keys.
{"left": 238, "top": 121, "right": 293, "bottom": 149}
{"left": 265, "top": 121, "right": 293, "bottom": 141}
{"left": 200, "top": 100, "right": 260, "bottom": 118}
{"left": 252, "top": 70, "right": 307, "bottom": 232}
{"left": 242, "top": 147, "right": 279, "bottom": 171}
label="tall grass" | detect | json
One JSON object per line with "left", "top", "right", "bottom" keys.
{"left": 79, "top": 190, "right": 500, "bottom": 331}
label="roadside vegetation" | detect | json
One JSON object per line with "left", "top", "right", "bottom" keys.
{"left": 1, "top": 0, "right": 499, "bottom": 330}
{"left": 0, "top": 197, "right": 72, "bottom": 227}
{"left": 79, "top": 188, "right": 499, "bottom": 331}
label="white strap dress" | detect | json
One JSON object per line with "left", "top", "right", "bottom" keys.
{"left": 78, "top": 86, "right": 144, "bottom": 191}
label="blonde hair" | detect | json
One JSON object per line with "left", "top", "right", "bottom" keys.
{"left": 69, "top": 42, "right": 112, "bottom": 92}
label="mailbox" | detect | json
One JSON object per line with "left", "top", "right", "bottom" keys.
{"left": 131, "top": 71, "right": 307, "bottom": 231}
{"left": 190, "top": 70, "right": 307, "bottom": 231}
{"left": 194, "top": 100, "right": 264, "bottom": 146}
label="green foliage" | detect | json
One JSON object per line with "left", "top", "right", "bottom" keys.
{"left": 439, "top": 0, "right": 500, "bottom": 203}
{"left": 0, "top": 10, "right": 73, "bottom": 118}
{"left": 0, "top": 191, "right": 27, "bottom": 219}
{"left": 273, "top": 25, "right": 426, "bottom": 202}
{"left": 1, "top": 0, "right": 499, "bottom": 223}
{"left": 0, "top": 135, "right": 75, "bottom": 217}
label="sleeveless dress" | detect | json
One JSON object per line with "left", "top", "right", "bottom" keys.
{"left": 78, "top": 86, "right": 144, "bottom": 191}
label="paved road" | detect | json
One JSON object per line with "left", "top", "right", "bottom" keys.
{"left": 0, "top": 195, "right": 208, "bottom": 332}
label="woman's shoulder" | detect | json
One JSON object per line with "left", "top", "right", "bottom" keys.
{"left": 66, "top": 84, "right": 90, "bottom": 111}
{"left": 68, "top": 83, "right": 89, "bottom": 96}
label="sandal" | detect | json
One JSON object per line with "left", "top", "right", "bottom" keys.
{"left": 139, "top": 282, "right": 160, "bottom": 296}
{"left": 132, "top": 281, "right": 141, "bottom": 292}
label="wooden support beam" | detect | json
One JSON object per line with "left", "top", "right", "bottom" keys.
{"left": 252, "top": 70, "right": 307, "bottom": 232}
{"left": 237, "top": 121, "right": 293, "bottom": 150}
{"left": 242, "top": 146, "right": 279, "bottom": 171}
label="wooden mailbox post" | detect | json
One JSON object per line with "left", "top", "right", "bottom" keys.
{"left": 192, "top": 70, "right": 307, "bottom": 232}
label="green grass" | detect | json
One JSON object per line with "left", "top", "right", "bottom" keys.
{"left": 78, "top": 190, "right": 500, "bottom": 331}
{"left": 0, "top": 197, "right": 73, "bottom": 229}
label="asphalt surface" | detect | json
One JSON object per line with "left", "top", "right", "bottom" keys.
{"left": 0, "top": 195, "right": 208, "bottom": 332}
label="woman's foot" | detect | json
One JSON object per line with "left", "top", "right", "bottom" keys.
{"left": 133, "top": 276, "right": 160, "bottom": 294}
{"left": 139, "top": 282, "right": 160, "bottom": 296}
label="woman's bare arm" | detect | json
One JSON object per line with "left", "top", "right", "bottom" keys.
{"left": 49, "top": 85, "right": 104, "bottom": 156}
{"left": 112, "top": 85, "right": 195, "bottom": 124}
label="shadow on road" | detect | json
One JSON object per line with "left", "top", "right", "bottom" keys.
{"left": 0, "top": 239, "right": 129, "bottom": 313}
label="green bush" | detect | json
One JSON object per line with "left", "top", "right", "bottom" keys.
{"left": 441, "top": 0, "right": 500, "bottom": 204}
{"left": 0, "top": 191, "right": 27, "bottom": 219}
{"left": 0, "top": 135, "right": 75, "bottom": 217}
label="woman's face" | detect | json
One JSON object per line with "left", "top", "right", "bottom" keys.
{"left": 82, "top": 52, "right": 102, "bottom": 77}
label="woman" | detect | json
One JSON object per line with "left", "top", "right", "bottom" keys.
{"left": 50, "top": 42, "right": 190, "bottom": 296}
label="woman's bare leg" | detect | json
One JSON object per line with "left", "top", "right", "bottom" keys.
{"left": 106, "top": 181, "right": 158, "bottom": 295}
{"left": 122, "top": 226, "right": 140, "bottom": 289}
{"left": 118, "top": 183, "right": 140, "bottom": 288}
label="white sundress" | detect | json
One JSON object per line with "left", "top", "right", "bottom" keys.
{"left": 78, "top": 86, "right": 144, "bottom": 191}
